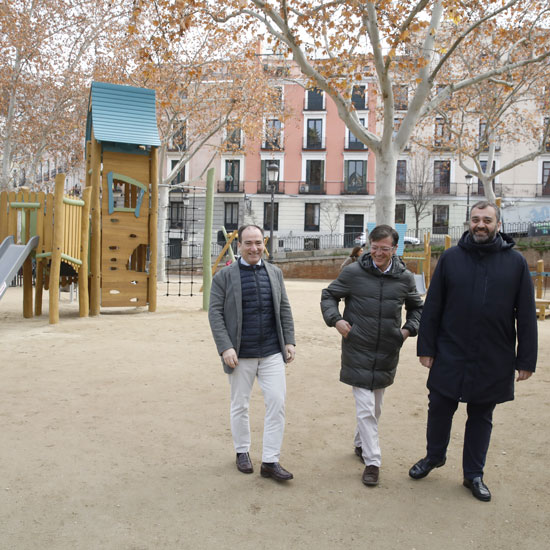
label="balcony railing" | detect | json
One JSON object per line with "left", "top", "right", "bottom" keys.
{"left": 298, "top": 182, "right": 326, "bottom": 194}
{"left": 256, "top": 181, "right": 285, "bottom": 194}
{"left": 217, "top": 180, "right": 244, "bottom": 193}
{"left": 342, "top": 181, "right": 369, "bottom": 195}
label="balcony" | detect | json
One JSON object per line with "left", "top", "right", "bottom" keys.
{"left": 299, "top": 182, "right": 326, "bottom": 194}
{"left": 217, "top": 180, "right": 244, "bottom": 193}
{"left": 256, "top": 181, "right": 285, "bottom": 194}
{"left": 342, "top": 180, "right": 369, "bottom": 195}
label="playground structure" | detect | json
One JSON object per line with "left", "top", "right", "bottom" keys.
{"left": 86, "top": 81, "right": 160, "bottom": 314}
{"left": 0, "top": 81, "right": 161, "bottom": 322}
{"left": 0, "top": 175, "right": 91, "bottom": 323}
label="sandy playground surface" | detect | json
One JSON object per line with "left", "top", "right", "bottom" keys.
{"left": 0, "top": 279, "right": 549, "bottom": 550}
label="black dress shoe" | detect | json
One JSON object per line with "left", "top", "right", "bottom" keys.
{"left": 260, "top": 462, "right": 293, "bottom": 481}
{"left": 409, "top": 456, "right": 446, "bottom": 479}
{"left": 362, "top": 465, "right": 379, "bottom": 486}
{"left": 463, "top": 477, "right": 491, "bottom": 502}
{"left": 236, "top": 452, "right": 253, "bottom": 474}
{"left": 354, "top": 446, "right": 365, "bottom": 464}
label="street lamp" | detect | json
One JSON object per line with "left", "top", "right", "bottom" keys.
{"left": 465, "top": 173, "right": 473, "bottom": 222}
{"left": 266, "top": 161, "right": 279, "bottom": 261}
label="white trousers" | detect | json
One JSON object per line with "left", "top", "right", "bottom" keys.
{"left": 353, "top": 386, "right": 385, "bottom": 467}
{"left": 229, "top": 353, "right": 286, "bottom": 463}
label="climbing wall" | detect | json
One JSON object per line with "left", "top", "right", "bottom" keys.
{"left": 101, "top": 151, "right": 151, "bottom": 307}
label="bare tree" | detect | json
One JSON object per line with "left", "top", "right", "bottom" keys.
{"left": 199, "top": 0, "right": 550, "bottom": 224}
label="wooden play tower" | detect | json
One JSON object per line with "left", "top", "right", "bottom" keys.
{"left": 86, "top": 82, "right": 161, "bottom": 314}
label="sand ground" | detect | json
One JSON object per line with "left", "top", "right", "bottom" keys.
{"left": 0, "top": 279, "right": 548, "bottom": 550}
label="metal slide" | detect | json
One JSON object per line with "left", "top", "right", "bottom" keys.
{"left": 0, "top": 235, "right": 39, "bottom": 301}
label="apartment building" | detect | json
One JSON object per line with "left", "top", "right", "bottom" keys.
{"left": 165, "top": 61, "right": 550, "bottom": 258}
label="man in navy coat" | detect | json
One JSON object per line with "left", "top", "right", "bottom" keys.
{"left": 409, "top": 201, "right": 537, "bottom": 501}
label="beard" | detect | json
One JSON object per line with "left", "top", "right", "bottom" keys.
{"left": 469, "top": 226, "right": 498, "bottom": 243}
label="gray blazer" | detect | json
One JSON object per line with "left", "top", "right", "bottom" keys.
{"left": 208, "top": 260, "right": 296, "bottom": 373}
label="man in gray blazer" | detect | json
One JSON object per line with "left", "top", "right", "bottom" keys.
{"left": 208, "top": 224, "right": 296, "bottom": 481}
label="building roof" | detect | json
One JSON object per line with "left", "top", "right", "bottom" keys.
{"left": 86, "top": 82, "right": 161, "bottom": 147}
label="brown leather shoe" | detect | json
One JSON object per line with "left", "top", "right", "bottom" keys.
{"left": 355, "top": 446, "right": 365, "bottom": 464}
{"left": 260, "top": 462, "right": 294, "bottom": 481}
{"left": 362, "top": 465, "right": 379, "bottom": 486}
{"left": 236, "top": 452, "right": 253, "bottom": 474}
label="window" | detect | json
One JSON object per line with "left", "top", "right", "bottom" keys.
{"left": 169, "top": 238, "right": 182, "bottom": 259}
{"left": 171, "top": 160, "right": 185, "bottom": 185}
{"left": 306, "top": 119, "right": 323, "bottom": 149}
{"left": 393, "top": 85, "right": 408, "bottom": 111}
{"left": 172, "top": 124, "right": 186, "bottom": 151}
{"left": 306, "top": 160, "right": 324, "bottom": 190}
{"left": 170, "top": 201, "right": 184, "bottom": 229}
{"left": 264, "top": 119, "right": 282, "bottom": 149}
{"left": 433, "top": 205, "right": 449, "bottom": 234}
{"left": 479, "top": 120, "right": 488, "bottom": 151}
{"left": 545, "top": 117, "right": 550, "bottom": 152}
{"left": 261, "top": 159, "right": 280, "bottom": 193}
{"left": 348, "top": 118, "right": 366, "bottom": 149}
{"left": 476, "top": 160, "right": 495, "bottom": 196}
{"left": 226, "top": 127, "right": 242, "bottom": 149}
{"left": 306, "top": 88, "right": 323, "bottom": 110}
{"left": 542, "top": 161, "right": 550, "bottom": 195}
{"left": 263, "top": 202, "right": 279, "bottom": 231}
{"left": 433, "top": 160, "right": 451, "bottom": 194}
{"left": 224, "top": 202, "right": 239, "bottom": 230}
{"left": 352, "top": 85, "right": 367, "bottom": 110}
{"left": 304, "top": 203, "right": 320, "bottom": 231}
{"left": 396, "top": 159, "right": 407, "bottom": 193}
{"left": 224, "top": 160, "right": 240, "bottom": 192}
{"left": 434, "top": 117, "right": 451, "bottom": 148}
{"left": 345, "top": 160, "right": 367, "bottom": 193}
{"left": 395, "top": 204, "right": 406, "bottom": 224}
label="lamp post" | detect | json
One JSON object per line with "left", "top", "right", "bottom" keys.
{"left": 465, "top": 173, "right": 473, "bottom": 222}
{"left": 266, "top": 161, "right": 279, "bottom": 261}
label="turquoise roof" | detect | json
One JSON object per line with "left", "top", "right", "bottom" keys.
{"left": 86, "top": 82, "right": 161, "bottom": 147}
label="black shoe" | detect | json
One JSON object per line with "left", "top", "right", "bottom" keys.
{"left": 463, "top": 477, "right": 491, "bottom": 502}
{"left": 409, "top": 456, "right": 446, "bottom": 479}
{"left": 260, "top": 462, "right": 293, "bottom": 481}
{"left": 236, "top": 452, "right": 253, "bottom": 474}
{"left": 362, "top": 465, "right": 379, "bottom": 486}
{"left": 354, "top": 446, "right": 364, "bottom": 464}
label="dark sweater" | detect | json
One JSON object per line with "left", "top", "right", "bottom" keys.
{"left": 238, "top": 261, "right": 281, "bottom": 358}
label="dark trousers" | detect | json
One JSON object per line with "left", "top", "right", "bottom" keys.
{"left": 426, "top": 390, "right": 496, "bottom": 480}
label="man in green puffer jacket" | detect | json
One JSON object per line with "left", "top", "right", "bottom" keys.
{"left": 321, "top": 225, "right": 423, "bottom": 486}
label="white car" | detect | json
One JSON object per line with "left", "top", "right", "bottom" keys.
{"left": 354, "top": 232, "right": 420, "bottom": 246}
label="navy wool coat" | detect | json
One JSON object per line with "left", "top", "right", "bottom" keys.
{"left": 417, "top": 232, "right": 537, "bottom": 404}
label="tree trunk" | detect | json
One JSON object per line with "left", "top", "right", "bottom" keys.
{"left": 374, "top": 151, "right": 398, "bottom": 226}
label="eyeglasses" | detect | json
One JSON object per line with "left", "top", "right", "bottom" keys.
{"left": 370, "top": 245, "right": 395, "bottom": 253}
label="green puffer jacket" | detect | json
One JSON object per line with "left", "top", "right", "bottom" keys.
{"left": 321, "top": 253, "right": 423, "bottom": 390}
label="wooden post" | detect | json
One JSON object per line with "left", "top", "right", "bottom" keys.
{"left": 202, "top": 168, "right": 215, "bottom": 311}
{"left": 0, "top": 191, "right": 8, "bottom": 242}
{"left": 424, "top": 232, "right": 431, "bottom": 289}
{"left": 444, "top": 235, "right": 452, "bottom": 250}
{"left": 34, "top": 192, "right": 45, "bottom": 316}
{"left": 49, "top": 175, "right": 66, "bottom": 324}
{"left": 90, "top": 133, "right": 102, "bottom": 315}
{"left": 536, "top": 259, "right": 544, "bottom": 299}
{"left": 22, "top": 188, "right": 33, "bottom": 318}
{"left": 79, "top": 186, "right": 92, "bottom": 317}
{"left": 148, "top": 147, "right": 158, "bottom": 312}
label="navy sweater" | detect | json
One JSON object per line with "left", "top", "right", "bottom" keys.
{"left": 238, "top": 261, "right": 280, "bottom": 358}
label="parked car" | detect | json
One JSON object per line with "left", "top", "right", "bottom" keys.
{"left": 354, "top": 232, "right": 420, "bottom": 246}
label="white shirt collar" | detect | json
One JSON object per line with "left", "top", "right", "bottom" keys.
{"left": 239, "top": 257, "right": 263, "bottom": 267}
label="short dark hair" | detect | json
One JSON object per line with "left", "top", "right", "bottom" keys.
{"left": 369, "top": 224, "right": 399, "bottom": 246}
{"left": 238, "top": 224, "right": 264, "bottom": 242}
{"left": 470, "top": 200, "right": 501, "bottom": 223}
